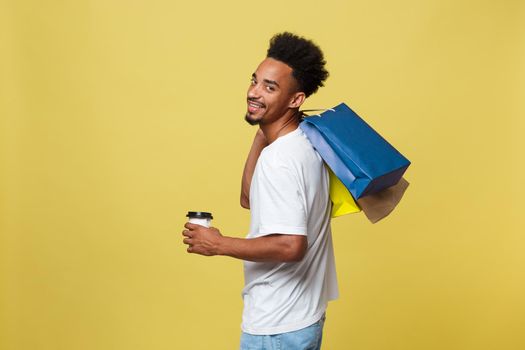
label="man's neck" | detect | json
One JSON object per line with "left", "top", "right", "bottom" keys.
{"left": 260, "top": 109, "right": 301, "bottom": 144}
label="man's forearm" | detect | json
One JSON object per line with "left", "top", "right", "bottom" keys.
{"left": 217, "top": 234, "right": 307, "bottom": 263}
{"left": 240, "top": 129, "right": 268, "bottom": 209}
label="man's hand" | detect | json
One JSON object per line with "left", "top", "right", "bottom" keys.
{"left": 182, "top": 222, "right": 223, "bottom": 256}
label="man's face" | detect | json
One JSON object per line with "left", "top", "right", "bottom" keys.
{"left": 245, "top": 58, "right": 299, "bottom": 126}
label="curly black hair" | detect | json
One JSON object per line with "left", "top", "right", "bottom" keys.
{"left": 266, "top": 32, "right": 329, "bottom": 98}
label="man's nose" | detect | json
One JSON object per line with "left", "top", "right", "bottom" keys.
{"left": 247, "top": 83, "right": 261, "bottom": 99}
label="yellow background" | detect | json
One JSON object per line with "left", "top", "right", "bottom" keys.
{"left": 1, "top": 0, "right": 524, "bottom": 349}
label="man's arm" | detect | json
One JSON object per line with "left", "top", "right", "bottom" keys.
{"left": 240, "top": 129, "right": 268, "bottom": 209}
{"left": 182, "top": 223, "right": 307, "bottom": 262}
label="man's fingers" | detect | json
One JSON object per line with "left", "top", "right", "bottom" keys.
{"left": 184, "top": 222, "right": 198, "bottom": 229}
{"left": 182, "top": 238, "right": 195, "bottom": 246}
{"left": 182, "top": 229, "right": 192, "bottom": 237}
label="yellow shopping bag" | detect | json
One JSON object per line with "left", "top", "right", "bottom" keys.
{"left": 328, "top": 167, "right": 361, "bottom": 218}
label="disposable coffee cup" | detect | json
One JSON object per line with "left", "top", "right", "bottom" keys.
{"left": 186, "top": 211, "right": 213, "bottom": 228}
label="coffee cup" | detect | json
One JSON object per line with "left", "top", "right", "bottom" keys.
{"left": 186, "top": 211, "right": 213, "bottom": 228}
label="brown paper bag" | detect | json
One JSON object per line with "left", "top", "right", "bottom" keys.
{"left": 356, "top": 177, "right": 410, "bottom": 224}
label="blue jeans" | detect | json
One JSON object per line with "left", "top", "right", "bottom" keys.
{"left": 240, "top": 315, "right": 326, "bottom": 350}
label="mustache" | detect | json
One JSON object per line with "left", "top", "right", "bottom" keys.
{"left": 247, "top": 98, "right": 266, "bottom": 107}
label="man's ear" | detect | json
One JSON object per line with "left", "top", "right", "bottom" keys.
{"left": 289, "top": 92, "right": 306, "bottom": 109}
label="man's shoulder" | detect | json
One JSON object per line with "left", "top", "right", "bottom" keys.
{"left": 261, "top": 132, "right": 321, "bottom": 172}
{"left": 269, "top": 128, "right": 314, "bottom": 154}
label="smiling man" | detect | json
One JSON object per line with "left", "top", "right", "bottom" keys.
{"left": 182, "top": 32, "right": 338, "bottom": 349}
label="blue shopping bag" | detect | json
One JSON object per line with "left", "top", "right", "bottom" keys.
{"left": 300, "top": 102, "right": 410, "bottom": 199}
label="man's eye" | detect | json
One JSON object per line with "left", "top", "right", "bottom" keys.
{"left": 250, "top": 78, "right": 256, "bottom": 85}
{"left": 266, "top": 85, "right": 275, "bottom": 92}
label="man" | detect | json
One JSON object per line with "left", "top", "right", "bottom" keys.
{"left": 182, "top": 32, "right": 338, "bottom": 350}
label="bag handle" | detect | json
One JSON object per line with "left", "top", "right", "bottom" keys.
{"left": 300, "top": 108, "right": 336, "bottom": 118}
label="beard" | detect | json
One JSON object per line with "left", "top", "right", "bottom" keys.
{"left": 244, "top": 113, "right": 260, "bottom": 126}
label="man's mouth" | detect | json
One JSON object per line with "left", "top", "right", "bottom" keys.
{"left": 247, "top": 100, "right": 265, "bottom": 113}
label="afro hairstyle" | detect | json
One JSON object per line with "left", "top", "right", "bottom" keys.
{"left": 266, "top": 32, "right": 329, "bottom": 98}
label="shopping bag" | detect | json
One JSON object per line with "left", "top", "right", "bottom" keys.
{"left": 328, "top": 167, "right": 361, "bottom": 218}
{"left": 300, "top": 102, "right": 410, "bottom": 200}
{"left": 357, "top": 177, "right": 410, "bottom": 223}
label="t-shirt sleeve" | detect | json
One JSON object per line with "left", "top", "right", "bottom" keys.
{"left": 252, "top": 153, "right": 307, "bottom": 236}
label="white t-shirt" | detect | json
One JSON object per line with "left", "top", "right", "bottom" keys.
{"left": 242, "top": 127, "right": 339, "bottom": 335}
